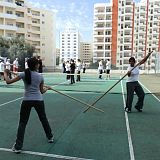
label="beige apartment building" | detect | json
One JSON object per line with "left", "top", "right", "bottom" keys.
{"left": 0, "top": 0, "right": 56, "bottom": 70}
{"left": 80, "top": 42, "right": 92, "bottom": 66}
{"left": 93, "top": 0, "right": 160, "bottom": 70}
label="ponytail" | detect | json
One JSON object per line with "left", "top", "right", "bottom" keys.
{"left": 24, "top": 68, "right": 31, "bottom": 85}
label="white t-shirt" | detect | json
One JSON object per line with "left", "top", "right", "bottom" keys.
{"left": 98, "top": 61, "right": 103, "bottom": 70}
{"left": 13, "top": 60, "right": 19, "bottom": 68}
{"left": 25, "top": 62, "right": 28, "bottom": 69}
{"left": 5, "top": 61, "right": 11, "bottom": 70}
{"left": 76, "top": 62, "right": 82, "bottom": 71}
{"left": 127, "top": 66, "right": 139, "bottom": 82}
{"left": 0, "top": 62, "right": 4, "bottom": 72}
{"left": 106, "top": 61, "right": 111, "bottom": 70}
{"left": 65, "top": 62, "right": 70, "bottom": 72}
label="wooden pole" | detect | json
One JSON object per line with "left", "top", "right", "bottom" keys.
{"left": 48, "top": 87, "right": 104, "bottom": 113}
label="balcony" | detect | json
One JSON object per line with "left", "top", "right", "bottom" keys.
{"left": 0, "top": 1, "right": 16, "bottom": 8}
{"left": 0, "top": 24, "right": 17, "bottom": 30}
{"left": 0, "top": 13, "right": 17, "bottom": 19}
{"left": 16, "top": 27, "right": 25, "bottom": 33}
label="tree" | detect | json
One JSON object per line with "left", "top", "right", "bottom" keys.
{"left": 0, "top": 36, "right": 35, "bottom": 70}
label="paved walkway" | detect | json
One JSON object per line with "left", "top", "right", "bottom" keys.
{"left": 139, "top": 73, "right": 160, "bottom": 99}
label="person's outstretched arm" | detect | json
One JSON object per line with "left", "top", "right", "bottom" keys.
{"left": 4, "top": 69, "right": 20, "bottom": 84}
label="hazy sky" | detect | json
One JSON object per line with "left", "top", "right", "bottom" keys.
{"left": 28, "top": 0, "right": 140, "bottom": 47}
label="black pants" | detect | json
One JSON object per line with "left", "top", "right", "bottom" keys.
{"left": 66, "top": 71, "right": 70, "bottom": 80}
{"left": 76, "top": 71, "right": 80, "bottom": 81}
{"left": 83, "top": 68, "right": 86, "bottom": 73}
{"left": 15, "top": 101, "right": 53, "bottom": 150}
{"left": 126, "top": 81, "right": 145, "bottom": 110}
{"left": 99, "top": 69, "right": 103, "bottom": 78}
{"left": 70, "top": 71, "right": 75, "bottom": 84}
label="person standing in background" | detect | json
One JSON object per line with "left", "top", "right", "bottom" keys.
{"left": 13, "top": 58, "right": 19, "bottom": 73}
{"left": 37, "top": 56, "right": 43, "bottom": 73}
{"left": 76, "top": 59, "right": 82, "bottom": 82}
{"left": 62, "top": 61, "right": 66, "bottom": 73}
{"left": 82, "top": 61, "right": 86, "bottom": 73}
{"left": 106, "top": 59, "right": 111, "bottom": 80}
{"left": 98, "top": 59, "right": 103, "bottom": 79}
{"left": 65, "top": 60, "right": 71, "bottom": 80}
{"left": 70, "top": 59, "right": 75, "bottom": 84}
{"left": 25, "top": 58, "right": 29, "bottom": 69}
{"left": 0, "top": 60, "right": 5, "bottom": 80}
{"left": 5, "top": 59, "right": 12, "bottom": 79}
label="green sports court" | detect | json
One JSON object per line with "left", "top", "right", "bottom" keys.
{"left": 0, "top": 72, "right": 160, "bottom": 160}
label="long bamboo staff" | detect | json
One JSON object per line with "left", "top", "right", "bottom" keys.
{"left": 83, "top": 51, "right": 153, "bottom": 113}
{"left": 46, "top": 87, "right": 104, "bottom": 113}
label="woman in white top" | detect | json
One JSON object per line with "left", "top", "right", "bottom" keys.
{"left": 65, "top": 61, "right": 71, "bottom": 80}
{"left": 76, "top": 59, "right": 82, "bottom": 82}
{"left": 106, "top": 59, "right": 111, "bottom": 79}
{"left": 98, "top": 59, "right": 103, "bottom": 79}
{"left": 13, "top": 58, "right": 19, "bottom": 72}
{"left": 5, "top": 59, "right": 12, "bottom": 78}
{"left": 0, "top": 60, "right": 4, "bottom": 80}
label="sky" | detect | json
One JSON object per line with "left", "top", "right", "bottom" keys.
{"left": 28, "top": 0, "right": 140, "bottom": 48}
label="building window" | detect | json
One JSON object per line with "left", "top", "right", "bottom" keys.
{"left": 6, "top": 11, "right": 13, "bottom": 14}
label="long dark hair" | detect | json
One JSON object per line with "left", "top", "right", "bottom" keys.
{"left": 25, "top": 57, "right": 39, "bottom": 84}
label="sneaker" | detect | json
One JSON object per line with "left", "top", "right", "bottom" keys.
{"left": 12, "top": 144, "right": 21, "bottom": 154}
{"left": 135, "top": 106, "right": 142, "bottom": 112}
{"left": 125, "top": 107, "right": 131, "bottom": 113}
{"left": 48, "top": 137, "right": 54, "bottom": 143}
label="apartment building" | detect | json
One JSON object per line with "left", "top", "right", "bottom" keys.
{"left": 0, "top": 0, "right": 56, "bottom": 70}
{"left": 60, "top": 28, "right": 81, "bottom": 63}
{"left": 93, "top": 0, "right": 160, "bottom": 70}
{"left": 80, "top": 42, "right": 92, "bottom": 66}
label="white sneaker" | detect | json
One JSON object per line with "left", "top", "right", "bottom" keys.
{"left": 48, "top": 137, "right": 54, "bottom": 143}
{"left": 12, "top": 144, "right": 21, "bottom": 153}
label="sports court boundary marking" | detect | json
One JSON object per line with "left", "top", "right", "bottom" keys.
{"left": 139, "top": 82, "right": 160, "bottom": 102}
{"left": 0, "top": 81, "right": 68, "bottom": 108}
{"left": 121, "top": 80, "right": 135, "bottom": 160}
{"left": 0, "top": 97, "right": 23, "bottom": 107}
{"left": 0, "top": 148, "right": 93, "bottom": 160}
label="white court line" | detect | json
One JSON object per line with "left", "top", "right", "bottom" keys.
{"left": 120, "top": 80, "right": 135, "bottom": 160}
{"left": 139, "top": 82, "right": 160, "bottom": 102}
{"left": 0, "top": 97, "right": 23, "bottom": 107}
{"left": 0, "top": 148, "right": 93, "bottom": 160}
{"left": 0, "top": 81, "right": 67, "bottom": 108}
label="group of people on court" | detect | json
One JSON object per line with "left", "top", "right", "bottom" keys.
{"left": 2, "top": 53, "right": 151, "bottom": 153}
{"left": 62, "top": 59, "right": 86, "bottom": 84}
{"left": 0, "top": 58, "right": 19, "bottom": 80}
{"left": 0, "top": 56, "right": 43, "bottom": 81}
